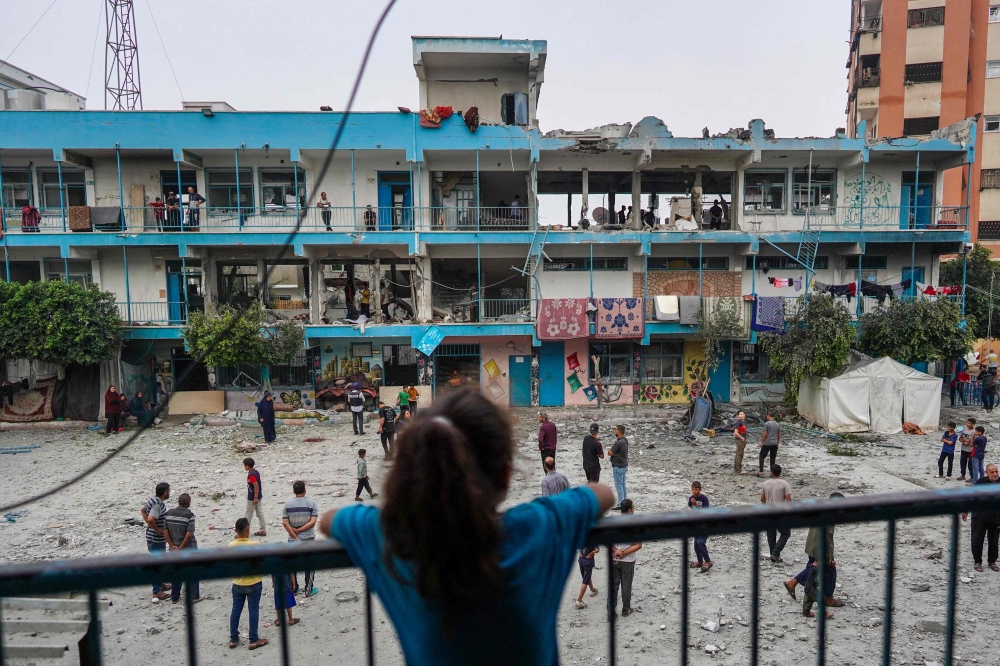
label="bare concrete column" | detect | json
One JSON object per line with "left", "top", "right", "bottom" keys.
{"left": 416, "top": 255, "right": 433, "bottom": 323}
{"left": 203, "top": 251, "right": 218, "bottom": 314}
{"left": 257, "top": 259, "right": 267, "bottom": 305}
{"left": 692, "top": 172, "right": 704, "bottom": 229}
{"left": 310, "top": 258, "right": 321, "bottom": 324}
{"left": 372, "top": 258, "right": 382, "bottom": 323}
{"left": 581, "top": 168, "right": 589, "bottom": 225}
{"left": 632, "top": 171, "right": 642, "bottom": 230}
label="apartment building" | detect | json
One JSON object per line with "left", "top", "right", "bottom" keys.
{"left": 846, "top": 0, "right": 993, "bottom": 246}
{"left": 0, "top": 36, "right": 975, "bottom": 411}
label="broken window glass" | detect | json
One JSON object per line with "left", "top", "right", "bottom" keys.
{"left": 792, "top": 168, "right": 836, "bottom": 213}
{"left": 744, "top": 171, "right": 786, "bottom": 213}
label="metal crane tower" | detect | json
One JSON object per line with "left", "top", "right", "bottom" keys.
{"left": 104, "top": 0, "right": 142, "bottom": 110}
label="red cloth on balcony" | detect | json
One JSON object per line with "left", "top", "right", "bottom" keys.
{"left": 536, "top": 299, "right": 589, "bottom": 340}
{"left": 21, "top": 206, "right": 40, "bottom": 232}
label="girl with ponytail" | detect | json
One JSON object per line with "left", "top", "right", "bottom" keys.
{"left": 321, "top": 389, "right": 615, "bottom": 665}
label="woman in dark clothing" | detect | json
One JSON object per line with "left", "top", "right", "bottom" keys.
{"left": 105, "top": 385, "right": 122, "bottom": 434}
{"left": 257, "top": 391, "right": 277, "bottom": 443}
{"left": 131, "top": 391, "right": 152, "bottom": 428}
{"left": 119, "top": 393, "right": 132, "bottom": 428}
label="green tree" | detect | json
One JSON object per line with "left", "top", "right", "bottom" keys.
{"left": 940, "top": 244, "right": 992, "bottom": 339}
{"left": 0, "top": 281, "right": 122, "bottom": 366}
{"left": 183, "top": 302, "right": 304, "bottom": 369}
{"left": 858, "top": 297, "right": 974, "bottom": 365}
{"left": 699, "top": 297, "right": 747, "bottom": 374}
{"left": 759, "top": 294, "right": 855, "bottom": 404}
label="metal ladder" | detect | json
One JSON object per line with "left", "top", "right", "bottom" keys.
{"left": 795, "top": 215, "right": 821, "bottom": 273}
{"left": 517, "top": 225, "right": 549, "bottom": 278}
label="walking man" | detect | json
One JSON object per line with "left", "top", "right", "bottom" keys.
{"left": 608, "top": 425, "right": 629, "bottom": 507}
{"left": 165, "top": 493, "right": 202, "bottom": 604}
{"left": 282, "top": 480, "right": 320, "bottom": 596}
{"left": 961, "top": 463, "right": 1000, "bottom": 572}
{"left": 347, "top": 383, "right": 366, "bottom": 435}
{"left": 759, "top": 412, "right": 781, "bottom": 476}
{"left": 141, "top": 482, "right": 171, "bottom": 600}
{"left": 733, "top": 410, "right": 748, "bottom": 475}
{"left": 538, "top": 412, "right": 557, "bottom": 472}
{"left": 608, "top": 499, "right": 641, "bottom": 618}
{"left": 244, "top": 457, "right": 266, "bottom": 537}
{"left": 540, "top": 456, "right": 570, "bottom": 496}
{"left": 582, "top": 423, "right": 604, "bottom": 482}
{"left": 760, "top": 464, "right": 792, "bottom": 563}
{"left": 784, "top": 492, "right": 846, "bottom": 615}
{"left": 229, "top": 518, "right": 268, "bottom": 650}
{"left": 376, "top": 400, "right": 397, "bottom": 460}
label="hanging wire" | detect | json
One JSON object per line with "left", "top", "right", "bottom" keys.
{"left": 4, "top": 0, "right": 60, "bottom": 62}
{"left": 83, "top": 0, "right": 105, "bottom": 102}
{"left": 142, "top": 0, "right": 185, "bottom": 101}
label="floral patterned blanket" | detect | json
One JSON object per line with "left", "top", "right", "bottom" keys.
{"left": 595, "top": 298, "right": 645, "bottom": 339}
{"left": 535, "top": 299, "right": 589, "bottom": 340}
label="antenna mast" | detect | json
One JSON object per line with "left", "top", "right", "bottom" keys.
{"left": 104, "top": 0, "right": 142, "bottom": 110}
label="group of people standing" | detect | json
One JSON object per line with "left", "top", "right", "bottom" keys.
{"left": 103, "top": 384, "right": 154, "bottom": 433}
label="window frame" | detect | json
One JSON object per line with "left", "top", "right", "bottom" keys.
{"left": 640, "top": 341, "right": 684, "bottom": 383}
{"left": 902, "top": 116, "right": 939, "bottom": 136}
{"left": 258, "top": 168, "right": 306, "bottom": 214}
{"left": 36, "top": 167, "right": 87, "bottom": 208}
{"left": 907, "top": 6, "right": 944, "bottom": 28}
{"left": 991, "top": 5, "right": 1000, "bottom": 22}
{"left": 735, "top": 343, "right": 770, "bottom": 383}
{"left": 743, "top": 170, "right": 787, "bottom": 214}
{"left": 647, "top": 257, "right": 730, "bottom": 271}
{"left": 982, "top": 169, "right": 1000, "bottom": 190}
{"left": 791, "top": 168, "right": 837, "bottom": 214}
{"left": 589, "top": 341, "right": 634, "bottom": 383}
{"left": 985, "top": 115, "right": 1000, "bottom": 133}
{"left": 904, "top": 62, "right": 943, "bottom": 84}
{"left": 844, "top": 255, "right": 888, "bottom": 270}
{"left": 0, "top": 168, "right": 33, "bottom": 208}
{"left": 44, "top": 259, "right": 94, "bottom": 288}
{"left": 987, "top": 60, "right": 1000, "bottom": 79}
{"left": 745, "top": 256, "right": 830, "bottom": 271}
{"left": 542, "top": 257, "right": 628, "bottom": 272}
{"left": 205, "top": 168, "right": 254, "bottom": 215}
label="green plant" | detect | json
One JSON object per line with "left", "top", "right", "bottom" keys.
{"left": 940, "top": 244, "right": 989, "bottom": 339}
{"left": 0, "top": 280, "right": 122, "bottom": 366}
{"left": 858, "top": 297, "right": 974, "bottom": 366}
{"left": 759, "top": 294, "right": 855, "bottom": 405}
{"left": 183, "top": 301, "right": 304, "bottom": 369}
{"left": 827, "top": 441, "right": 861, "bottom": 456}
{"left": 699, "top": 297, "right": 746, "bottom": 373}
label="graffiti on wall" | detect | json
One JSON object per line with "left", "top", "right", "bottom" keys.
{"left": 843, "top": 172, "right": 892, "bottom": 226}
{"left": 639, "top": 340, "right": 708, "bottom": 404}
{"left": 739, "top": 384, "right": 786, "bottom": 401}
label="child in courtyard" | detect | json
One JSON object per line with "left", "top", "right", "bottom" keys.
{"left": 355, "top": 449, "right": 379, "bottom": 502}
{"left": 936, "top": 421, "right": 957, "bottom": 479}
{"left": 688, "top": 481, "right": 712, "bottom": 572}
{"left": 575, "top": 545, "right": 600, "bottom": 608}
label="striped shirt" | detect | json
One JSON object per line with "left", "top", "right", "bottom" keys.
{"left": 282, "top": 496, "right": 319, "bottom": 540}
{"left": 164, "top": 506, "right": 197, "bottom": 548}
{"left": 144, "top": 497, "right": 167, "bottom": 544}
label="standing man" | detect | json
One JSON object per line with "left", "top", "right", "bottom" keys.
{"left": 228, "top": 518, "right": 268, "bottom": 650}
{"left": 165, "top": 191, "right": 181, "bottom": 231}
{"left": 282, "top": 480, "right": 320, "bottom": 596}
{"left": 142, "top": 482, "right": 171, "bottom": 600}
{"left": 971, "top": 425, "right": 988, "bottom": 484}
{"left": 165, "top": 493, "right": 202, "bottom": 604}
{"left": 396, "top": 385, "right": 411, "bottom": 418}
{"left": 784, "top": 492, "right": 845, "bottom": 613}
{"left": 347, "top": 383, "right": 366, "bottom": 436}
{"left": 244, "top": 457, "right": 266, "bottom": 537}
{"left": 959, "top": 418, "right": 977, "bottom": 481}
{"left": 608, "top": 425, "right": 629, "bottom": 508}
{"left": 406, "top": 384, "right": 420, "bottom": 417}
{"left": 709, "top": 199, "right": 724, "bottom": 230}
{"left": 540, "top": 457, "right": 570, "bottom": 496}
{"left": 608, "top": 499, "right": 641, "bottom": 619}
{"left": 962, "top": 463, "right": 1000, "bottom": 572}
{"left": 360, "top": 286, "right": 372, "bottom": 317}
{"left": 759, "top": 412, "right": 782, "bottom": 476}
{"left": 538, "top": 412, "right": 558, "bottom": 472}
{"left": 318, "top": 191, "right": 332, "bottom": 231}
{"left": 185, "top": 186, "right": 205, "bottom": 230}
{"left": 376, "top": 400, "right": 397, "bottom": 460}
{"left": 733, "top": 410, "right": 748, "bottom": 475}
{"left": 582, "top": 423, "right": 605, "bottom": 482}
{"left": 760, "top": 464, "right": 792, "bottom": 563}
{"left": 363, "top": 204, "right": 377, "bottom": 231}
{"left": 510, "top": 194, "right": 524, "bottom": 220}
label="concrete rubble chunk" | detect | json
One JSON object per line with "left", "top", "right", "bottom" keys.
{"left": 915, "top": 620, "right": 947, "bottom": 634}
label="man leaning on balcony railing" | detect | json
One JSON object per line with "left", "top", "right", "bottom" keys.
{"left": 319, "top": 390, "right": 616, "bottom": 665}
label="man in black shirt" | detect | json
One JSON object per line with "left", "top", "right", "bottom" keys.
{"left": 376, "top": 400, "right": 397, "bottom": 460}
{"left": 962, "top": 463, "right": 1000, "bottom": 572}
{"left": 582, "top": 423, "right": 605, "bottom": 482}
{"left": 709, "top": 200, "right": 724, "bottom": 230}
{"left": 185, "top": 186, "right": 206, "bottom": 231}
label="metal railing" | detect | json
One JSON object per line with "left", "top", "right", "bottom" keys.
{"left": 479, "top": 298, "right": 534, "bottom": 321}
{"left": 1, "top": 486, "right": 998, "bottom": 666}
{"left": 800, "top": 205, "right": 968, "bottom": 231}
{"left": 645, "top": 296, "right": 752, "bottom": 330}
{"left": 115, "top": 301, "right": 188, "bottom": 324}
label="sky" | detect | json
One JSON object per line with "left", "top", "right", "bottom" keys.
{"left": 1, "top": 0, "right": 852, "bottom": 139}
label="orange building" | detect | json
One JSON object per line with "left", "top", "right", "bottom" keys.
{"left": 846, "top": 0, "right": 992, "bottom": 244}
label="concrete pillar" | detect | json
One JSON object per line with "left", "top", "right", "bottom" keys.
{"left": 203, "top": 251, "right": 218, "bottom": 314}
{"left": 257, "top": 259, "right": 267, "bottom": 305}
{"left": 310, "top": 258, "right": 321, "bottom": 324}
{"left": 372, "top": 258, "right": 382, "bottom": 323}
{"left": 416, "top": 255, "right": 433, "bottom": 323}
{"left": 581, "top": 168, "right": 589, "bottom": 225}
{"left": 632, "top": 171, "right": 642, "bottom": 230}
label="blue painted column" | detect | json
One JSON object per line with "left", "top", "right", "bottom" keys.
{"left": 698, "top": 243, "right": 703, "bottom": 296}
{"left": 63, "top": 257, "right": 69, "bottom": 284}
{"left": 913, "top": 150, "right": 921, "bottom": 231}
{"left": 752, "top": 254, "right": 756, "bottom": 294}
{"left": 475, "top": 149, "right": 481, "bottom": 229}
{"left": 293, "top": 159, "right": 300, "bottom": 222}
{"left": 182, "top": 255, "right": 189, "bottom": 321}
{"left": 57, "top": 160, "right": 66, "bottom": 232}
{"left": 643, "top": 254, "right": 648, "bottom": 301}
{"left": 351, "top": 149, "right": 356, "bottom": 227}
{"left": 117, "top": 148, "right": 131, "bottom": 322}
{"left": 910, "top": 241, "right": 916, "bottom": 298}
{"left": 857, "top": 160, "right": 865, "bottom": 317}
{"left": 962, "top": 251, "right": 968, "bottom": 316}
{"left": 235, "top": 149, "right": 242, "bottom": 230}
{"left": 477, "top": 244, "right": 482, "bottom": 319}
{"left": 0, "top": 149, "right": 8, "bottom": 281}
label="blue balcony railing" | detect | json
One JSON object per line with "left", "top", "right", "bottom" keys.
{"left": 115, "top": 301, "right": 188, "bottom": 325}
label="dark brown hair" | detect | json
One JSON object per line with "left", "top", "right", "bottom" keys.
{"left": 380, "top": 389, "right": 514, "bottom": 628}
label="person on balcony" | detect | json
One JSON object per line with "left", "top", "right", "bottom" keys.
{"left": 709, "top": 200, "right": 724, "bottom": 230}
{"left": 318, "top": 191, "right": 333, "bottom": 231}
{"left": 185, "top": 186, "right": 205, "bottom": 231}
{"left": 150, "top": 197, "right": 166, "bottom": 231}
{"left": 510, "top": 194, "right": 523, "bottom": 220}
{"left": 165, "top": 191, "right": 181, "bottom": 231}
{"left": 319, "top": 390, "right": 615, "bottom": 665}
{"left": 617, "top": 205, "right": 627, "bottom": 225}
{"left": 364, "top": 204, "right": 377, "bottom": 230}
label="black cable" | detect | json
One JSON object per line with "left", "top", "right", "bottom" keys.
{"left": 0, "top": 0, "right": 400, "bottom": 514}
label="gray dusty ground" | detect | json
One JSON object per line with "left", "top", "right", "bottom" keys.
{"left": 1, "top": 400, "right": 998, "bottom": 666}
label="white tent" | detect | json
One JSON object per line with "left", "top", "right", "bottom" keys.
{"left": 797, "top": 356, "right": 942, "bottom": 434}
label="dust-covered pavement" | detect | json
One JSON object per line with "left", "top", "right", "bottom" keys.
{"left": 1, "top": 401, "right": 998, "bottom": 666}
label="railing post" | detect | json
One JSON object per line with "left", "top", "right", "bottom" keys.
{"left": 182, "top": 256, "right": 189, "bottom": 320}
{"left": 608, "top": 546, "right": 616, "bottom": 666}
{"left": 351, "top": 149, "right": 357, "bottom": 229}
{"left": 881, "top": 520, "right": 895, "bottom": 666}
{"left": 365, "top": 580, "right": 375, "bottom": 666}
{"left": 681, "top": 537, "right": 689, "bottom": 666}
{"left": 817, "top": 526, "right": 827, "bottom": 666}
{"left": 276, "top": 575, "right": 291, "bottom": 666}
{"left": 184, "top": 580, "right": 199, "bottom": 666}
{"left": 57, "top": 159, "right": 66, "bottom": 232}
{"left": 475, "top": 149, "right": 481, "bottom": 231}
{"left": 944, "top": 514, "right": 959, "bottom": 666}
{"left": 751, "top": 531, "right": 760, "bottom": 666}
{"left": 235, "top": 149, "right": 242, "bottom": 230}
{"left": 0, "top": 148, "right": 8, "bottom": 282}
{"left": 85, "top": 590, "right": 103, "bottom": 666}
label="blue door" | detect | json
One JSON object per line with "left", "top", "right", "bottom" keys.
{"left": 902, "top": 266, "right": 925, "bottom": 298}
{"left": 900, "top": 172, "right": 934, "bottom": 229}
{"left": 708, "top": 342, "right": 732, "bottom": 403}
{"left": 509, "top": 355, "right": 532, "bottom": 406}
{"left": 166, "top": 272, "right": 183, "bottom": 324}
{"left": 377, "top": 172, "right": 412, "bottom": 231}
{"left": 538, "top": 342, "right": 565, "bottom": 407}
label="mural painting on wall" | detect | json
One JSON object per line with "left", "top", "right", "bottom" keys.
{"left": 740, "top": 384, "right": 786, "bottom": 400}
{"left": 483, "top": 358, "right": 505, "bottom": 401}
{"left": 632, "top": 345, "right": 641, "bottom": 405}
{"left": 638, "top": 341, "right": 709, "bottom": 404}
{"left": 844, "top": 172, "right": 891, "bottom": 226}
{"left": 416, "top": 352, "right": 432, "bottom": 387}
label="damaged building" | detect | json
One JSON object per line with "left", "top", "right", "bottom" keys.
{"left": 0, "top": 36, "right": 977, "bottom": 411}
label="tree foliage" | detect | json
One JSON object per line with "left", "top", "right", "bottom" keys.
{"left": 858, "top": 297, "right": 974, "bottom": 365}
{"left": 699, "top": 297, "right": 747, "bottom": 373}
{"left": 0, "top": 280, "right": 122, "bottom": 365}
{"left": 940, "top": 244, "right": 991, "bottom": 339}
{"left": 183, "top": 302, "right": 304, "bottom": 369}
{"left": 759, "top": 294, "right": 855, "bottom": 405}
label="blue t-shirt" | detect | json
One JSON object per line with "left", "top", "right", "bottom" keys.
{"left": 973, "top": 435, "right": 988, "bottom": 459}
{"left": 940, "top": 432, "right": 958, "bottom": 454}
{"left": 689, "top": 493, "right": 709, "bottom": 509}
{"left": 332, "top": 486, "right": 599, "bottom": 666}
